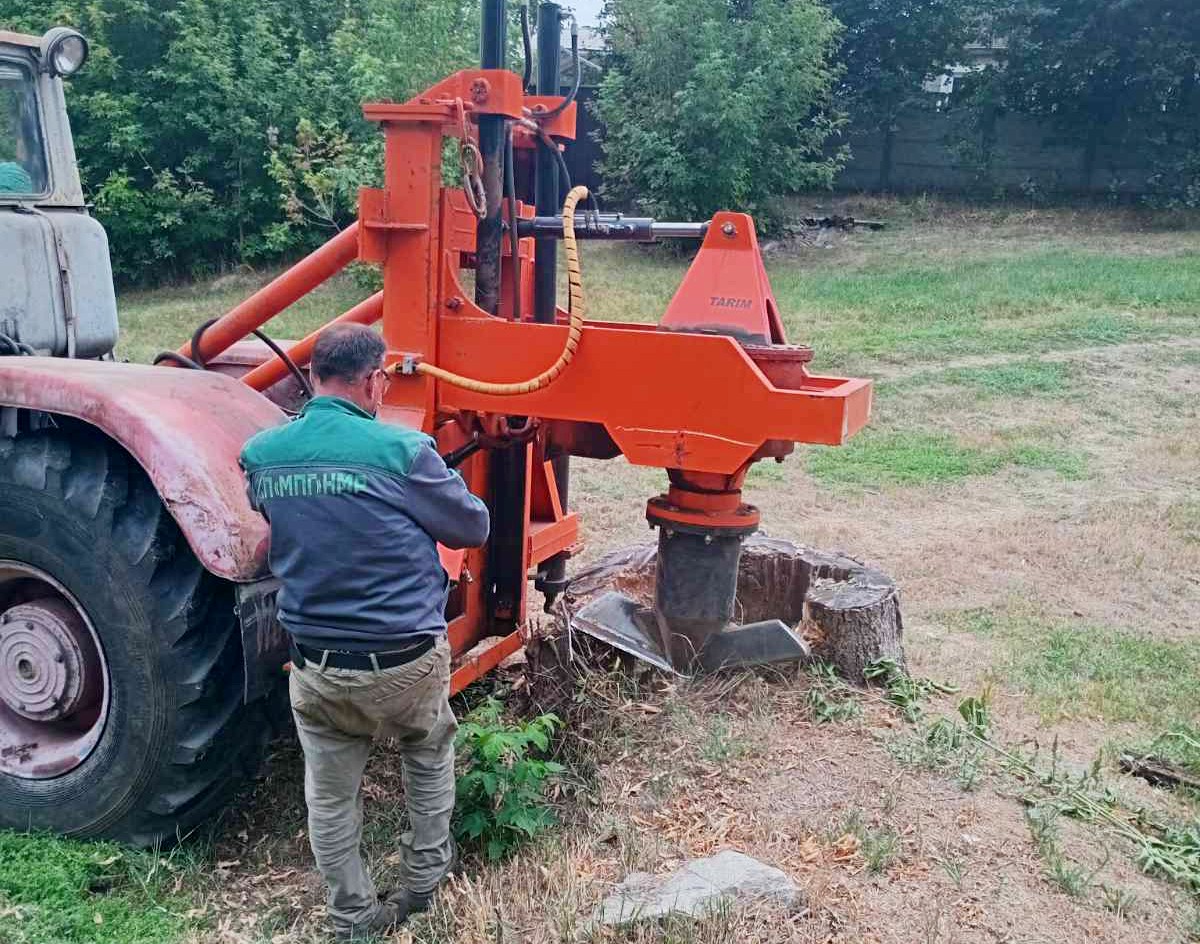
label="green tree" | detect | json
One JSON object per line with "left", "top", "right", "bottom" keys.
{"left": 0, "top": 0, "right": 478, "bottom": 283}
{"left": 983, "top": 0, "right": 1200, "bottom": 201}
{"left": 594, "top": 0, "right": 844, "bottom": 226}
{"left": 829, "top": 0, "right": 983, "bottom": 189}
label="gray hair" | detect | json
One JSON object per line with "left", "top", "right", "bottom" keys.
{"left": 311, "top": 324, "right": 386, "bottom": 384}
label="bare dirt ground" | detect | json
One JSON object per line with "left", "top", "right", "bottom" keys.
{"left": 185, "top": 203, "right": 1200, "bottom": 944}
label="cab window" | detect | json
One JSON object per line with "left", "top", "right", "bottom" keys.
{"left": 0, "top": 60, "right": 48, "bottom": 196}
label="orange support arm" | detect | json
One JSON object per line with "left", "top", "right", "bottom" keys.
{"left": 177, "top": 223, "right": 361, "bottom": 365}
{"left": 241, "top": 291, "right": 384, "bottom": 392}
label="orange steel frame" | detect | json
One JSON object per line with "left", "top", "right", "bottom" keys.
{"left": 176, "top": 68, "right": 873, "bottom": 695}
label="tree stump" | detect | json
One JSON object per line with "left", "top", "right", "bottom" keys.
{"left": 553, "top": 535, "right": 904, "bottom": 685}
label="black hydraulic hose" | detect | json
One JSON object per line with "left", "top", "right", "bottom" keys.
{"left": 541, "top": 15, "right": 580, "bottom": 121}
{"left": 536, "top": 129, "right": 575, "bottom": 313}
{"left": 251, "top": 329, "right": 315, "bottom": 400}
{"left": 159, "top": 318, "right": 314, "bottom": 399}
{"left": 153, "top": 350, "right": 204, "bottom": 370}
{"left": 504, "top": 123, "right": 522, "bottom": 321}
{"left": 189, "top": 318, "right": 219, "bottom": 368}
{"left": 520, "top": 3, "right": 534, "bottom": 92}
{"left": 0, "top": 332, "right": 36, "bottom": 356}
{"left": 537, "top": 128, "right": 572, "bottom": 202}
{"left": 443, "top": 437, "right": 484, "bottom": 470}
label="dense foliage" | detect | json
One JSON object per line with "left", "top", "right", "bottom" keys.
{"left": 4, "top": 0, "right": 1198, "bottom": 281}
{"left": 0, "top": 0, "right": 477, "bottom": 283}
{"left": 974, "top": 0, "right": 1200, "bottom": 203}
{"left": 829, "top": 0, "right": 982, "bottom": 188}
{"left": 594, "top": 0, "right": 845, "bottom": 225}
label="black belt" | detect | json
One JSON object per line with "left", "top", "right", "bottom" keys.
{"left": 290, "top": 637, "right": 435, "bottom": 672}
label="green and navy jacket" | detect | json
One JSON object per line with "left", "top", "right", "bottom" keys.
{"left": 240, "top": 397, "right": 490, "bottom": 651}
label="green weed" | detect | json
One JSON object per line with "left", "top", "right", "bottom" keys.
{"left": 454, "top": 699, "right": 566, "bottom": 862}
{"left": 805, "top": 661, "right": 863, "bottom": 724}
{"left": 701, "top": 715, "right": 753, "bottom": 766}
{"left": 938, "top": 855, "right": 967, "bottom": 889}
{"left": 830, "top": 811, "right": 902, "bottom": 874}
{"left": 1026, "top": 795, "right": 1099, "bottom": 898}
{"left": 0, "top": 832, "right": 193, "bottom": 944}
{"left": 1169, "top": 500, "right": 1200, "bottom": 544}
{"left": 1099, "top": 884, "right": 1137, "bottom": 918}
{"left": 862, "top": 827, "right": 902, "bottom": 874}
{"left": 889, "top": 696, "right": 990, "bottom": 789}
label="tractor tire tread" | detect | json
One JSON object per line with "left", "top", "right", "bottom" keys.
{"left": 0, "top": 424, "right": 274, "bottom": 845}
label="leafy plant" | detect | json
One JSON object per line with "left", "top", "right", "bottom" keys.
{"left": 806, "top": 660, "right": 863, "bottom": 724}
{"left": 595, "top": 0, "right": 844, "bottom": 228}
{"left": 454, "top": 699, "right": 566, "bottom": 862}
{"left": 864, "top": 657, "right": 959, "bottom": 722}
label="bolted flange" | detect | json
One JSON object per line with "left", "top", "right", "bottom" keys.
{"left": 0, "top": 598, "right": 102, "bottom": 722}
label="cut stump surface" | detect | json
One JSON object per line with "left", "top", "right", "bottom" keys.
{"left": 558, "top": 535, "right": 905, "bottom": 684}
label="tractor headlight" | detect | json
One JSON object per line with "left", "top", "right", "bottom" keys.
{"left": 40, "top": 28, "right": 89, "bottom": 78}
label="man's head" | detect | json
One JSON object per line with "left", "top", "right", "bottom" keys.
{"left": 311, "top": 325, "right": 389, "bottom": 415}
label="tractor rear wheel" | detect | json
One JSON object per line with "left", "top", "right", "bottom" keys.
{"left": 0, "top": 425, "right": 274, "bottom": 845}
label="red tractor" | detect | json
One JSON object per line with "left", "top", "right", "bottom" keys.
{"left": 0, "top": 4, "right": 871, "bottom": 846}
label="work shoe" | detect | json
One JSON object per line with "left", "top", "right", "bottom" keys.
{"left": 382, "top": 886, "right": 434, "bottom": 922}
{"left": 379, "top": 837, "right": 459, "bottom": 921}
{"left": 333, "top": 901, "right": 403, "bottom": 942}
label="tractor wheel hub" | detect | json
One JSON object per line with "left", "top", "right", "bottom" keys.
{"left": 0, "top": 598, "right": 101, "bottom": 722}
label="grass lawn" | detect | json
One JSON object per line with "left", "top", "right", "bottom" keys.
{"left": 0, "top": 833, "right": 196, "bottom": 944}
{"left": 5, "top": 196, "right": 1200, "bottom": 943}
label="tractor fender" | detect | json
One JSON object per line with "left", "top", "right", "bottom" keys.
{"left": 0, "top": 357, "right": 286, "bottom": 582}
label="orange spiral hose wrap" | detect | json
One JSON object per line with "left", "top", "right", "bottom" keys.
{"left": 408, "top": 185, "right": 589, "bottom": 396}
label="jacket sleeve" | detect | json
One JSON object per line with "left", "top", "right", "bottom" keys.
{"left": 238, "top": 454, "right": 267, "bottom": 519}
{"left": 404, "top": 444, "right": 491, "bottom": 549}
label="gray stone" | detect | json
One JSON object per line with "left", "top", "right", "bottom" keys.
{"left": 594, "top": 850, "right": 799, "bottom": 925}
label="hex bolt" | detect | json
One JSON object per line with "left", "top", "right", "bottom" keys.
{"left": 722, "top": 222, "right": 737, "bottom": 238}
{"left": 704, "top": 534, "right": 713, "bottom": 545}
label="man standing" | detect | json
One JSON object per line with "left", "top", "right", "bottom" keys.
{"left": 241, "top": 325, "right": 490, "bottom": 940}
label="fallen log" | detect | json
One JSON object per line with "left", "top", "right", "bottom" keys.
{"left": 1119, "top": 754, "right": 1200, "bottom": 792}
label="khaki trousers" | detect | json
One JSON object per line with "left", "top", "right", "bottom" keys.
{"left": 289, "top": 636, "right": 457, "bottom": 934}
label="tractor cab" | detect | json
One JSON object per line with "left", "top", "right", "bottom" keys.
{"left": 0, "top": 52, "right": 49, "bottom": 196}
{"left": 0, "top": 28, "right": 117, "bottom": 358}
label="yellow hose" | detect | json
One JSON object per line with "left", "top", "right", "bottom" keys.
{"left": 410, "top": 185, "right": 589, "bottom": 396}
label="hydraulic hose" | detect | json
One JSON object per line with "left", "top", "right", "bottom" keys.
{"left": 520, "top": 3, "right": 534, "bottom": 92}
{"left": 405, "top": 185, "right": 589, "bottom": 396}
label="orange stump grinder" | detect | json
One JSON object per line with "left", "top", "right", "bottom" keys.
{"left": 0, "top": 2, "right": 870, "bottom": 842}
